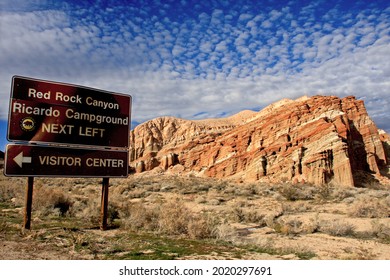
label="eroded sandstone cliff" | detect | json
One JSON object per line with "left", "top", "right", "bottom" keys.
{"left": 130, "top": 95, "right": 389, "bottom": 187}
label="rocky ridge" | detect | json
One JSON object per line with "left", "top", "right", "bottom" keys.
{"left": 129, "top": 95, "right": 389, "bottom": 187}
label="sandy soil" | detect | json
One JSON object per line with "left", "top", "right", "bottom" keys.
{"left": 1, "top": 172, "right": 389, "bottom": 260}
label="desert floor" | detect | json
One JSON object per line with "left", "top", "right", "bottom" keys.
{"left": 1, "top": 168, "right": 389, "bottom": 260}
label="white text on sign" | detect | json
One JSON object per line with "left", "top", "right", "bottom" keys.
{"left": 38, "top": 156, "right": 124, "bottom": 168}
{"left": 41, "top": 123, "right": 105, "bottom": 137}
{"left": 28, "top": 87, "right": 120, "bottom": 109}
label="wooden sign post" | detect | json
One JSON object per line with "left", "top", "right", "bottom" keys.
{"left": 100, "top": 178, "right": 110, "bottom": 230}
{"left": 24, "top": 177, "right": 34, "bottom": 230}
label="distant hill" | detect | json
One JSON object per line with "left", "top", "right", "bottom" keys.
{"left": 0, "top": 150, "right": 4, "bottom": 159}
{"left": 130, "top": 95, "right": 389, "bottom": 187}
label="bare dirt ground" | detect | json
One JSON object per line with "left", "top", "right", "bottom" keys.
{"left": 1, "top": 167, "right": 389, "bottom": 260}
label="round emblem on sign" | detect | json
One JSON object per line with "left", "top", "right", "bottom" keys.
{"left": 20, "top": 117, "right": 36, "bottom": 132}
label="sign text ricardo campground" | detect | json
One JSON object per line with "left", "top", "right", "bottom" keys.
{"left": 7, "top": 76, "right": 131, "bottom": 148}
{"left": 5, "top": 76, "right": 132, "bottom": 177}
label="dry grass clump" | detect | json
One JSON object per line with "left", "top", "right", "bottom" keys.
{"left": 232, "top": 184, "right": 258, "bottom": 197}
{"left": 33, "top": 186, "right": 73, "bottom": 217}
{"left": 113, "top": 182, "right": 150, "bottom": 199}
{"left": 315, "top": 184, "right": 333, "bottom": 200}
{"left": 74, "top": 198, "right": 100, "bottom": 224}
{"left": 371, "top": 220, "right": 390, "bottom": 242}
{"left": 0, "top": 185, "right": 15, "bottom": 203}
{"left": 342, "top": 246, "right": 377, "bottom": 260}
{"left": 263, "top": 212, "right": 325, "bottom": 236}
{"left": 271, "top": 217, "right": 303, "bottom": 235}
{"left": 282, "top": 201, "right": 312, "bottom": 214}
{"left": 118, "top": 201, "right": 159, "bottom": 231}
{"left": 187, "top": 213, "right": 221, "bottom": 239}
{"left": 157, "top": 198, "right": 193, "bottom": 235}
{"left": 0, "top": 183, "right": 23, "bottom": 205}
{"left": 267, "top": 215, "right": 320, "bottom": 236}
{"left": 332, "top": 187, "right": 358, "bottom": 202}
{"left": 0, "top": 220, "right": 13, "bottom": 234}
{"left": 72, "top": 197, "right": 121, "bottom": 227}
{"left": 318, "top": 219, "right": 356, "bottom": 237}
{"left": 349, "top": 198, "right": 389, "bottom": 218}
{"left": 361, "top": 180, "right": 388, "bottom": 190}
{"left": 229, "top": 204, "right": 266, "bottom": 224}
{"left": 277, "top": 183, "right": 316, "bottom": 201}
{"left": 118, "top": 197, "right": 229, "bottom": 240}
{"left": 213, "top": 222, "right": 239, "bottom": 242}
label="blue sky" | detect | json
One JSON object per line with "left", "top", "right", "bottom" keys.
{"left": 0, "top": 0, "right": 389, "bottom": 152}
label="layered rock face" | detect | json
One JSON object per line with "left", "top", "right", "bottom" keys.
{"left": 130, "top": 95, "right": 389, "bottom": 187}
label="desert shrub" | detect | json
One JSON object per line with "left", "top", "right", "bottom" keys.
{"left": 0, "top": 186, "right": 13, "bottom": 203}
{"left": 33, "top": 187, "right": 73, "bottom": 216}
{"left": 318, "top": 219, "right": 356, "bottom": 237}
{"left": 343, "top": 246, "right": 377, "bottom": 260}
{"left": 278, "top": 185, "right": 300, "bottom": 201}
{"left": 119, "top": 202, "right": 159, "bottom": 231}
{"left": 213, "top": 222, "right": 238, "bottom": 242}
{"left": 234, "top": 184, "right": 257, "bottom": 197}
{"left": 230, "top": 206, "right": 245, "bottom": 222}
{"left": 349, "top": 198, "right": 389, "bottom": 218}
{"left": 271, "top": 217, "right": 303, "bottom": 235}
{"left": 302, "top": 214, "right": 320, "bottom": 234}
{"left": 332, "top": 187, "right": 357, "bottom": 202}
{"left": 195, "top": 195, "right": 207, "bottom": 204}
{"left": 270, "top": 214, "right": 320, "bottom": 235}
{"left": 107, "top": 205, "right": 120, "bottom": 225}
{"left": 229, "top": 206, "right": 266, "bottom": 224}
{"left": 214, "top": 180, "right": 229, "bottom": 191}
{"left": 187, "top": 212, "right": 220, "bottom": 239}
{"left": 0, "top": 220, "right": 12, "bottom": 234}
{"left": 362, "top": 180, "right": 386, "bottom": 190}
{"left": 157, "top": 198, "right": 193, "bottom": 235}
{"left": 68, "top": 199, "right": 88, "bottom": 218}
{"left": 386, "top": 195, "right": 390, "bottom": 207}
{"left": 371, "top": 220, "right": 390, "bottom": 242}
{"left": 277, "top": 183, "right": 315, "bottom": 201}
{"left": 282, "top": 201, "right": 312, "bottom": 213}
{"left": 243, "top": 208, "right": 266, "bottom": 224}
{"left": 79, "top": 198, "right": 101, "bottom": 225}
{"left": 223, "top": 185, "right": 237, "bottom": 195}
{"left": 187, "top": 217, "right": 210, "bottom": 239}
{"left": 127, "top": 189, "right": 149, "bottom": 199}
{"left": 316, "top": 184, "right": 333, "bottom": 200}
{"left": 78, "top": 197, "right": 121, "bottom": 227}
{"left": 0, "top": 183, "right": 23, "bottom": 205}
{"left": 207, "top": 198, "right": 223, "bottom": 206}
{"left": 119, "top": 198, "right": 229, "bottom": 240}
{"left": 120, "top": 198, "right": 199, "bottom": 236}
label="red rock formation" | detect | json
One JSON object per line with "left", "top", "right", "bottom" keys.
{"left": 130, "top": 95, "right": 389, "bottom": 187}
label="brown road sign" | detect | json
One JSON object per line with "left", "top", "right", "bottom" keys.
{"left": 4, "top": 144, "right": 128, "bottom": 177}
{"left": 7, "top": 76, "right": 131, "bottom": 148}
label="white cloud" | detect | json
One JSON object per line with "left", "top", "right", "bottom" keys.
{"left": 0, "top": 0, "right": 389, "bottom": 134}
{"left": 261, "top": 20, "right": 273, "bottom": 29}
{"left": 238, "top": 13, "right": 252, "bottom": 22}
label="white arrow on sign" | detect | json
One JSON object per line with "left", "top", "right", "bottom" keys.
{"left": 13, "top": 152, "right": 32, "bottom": 168}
